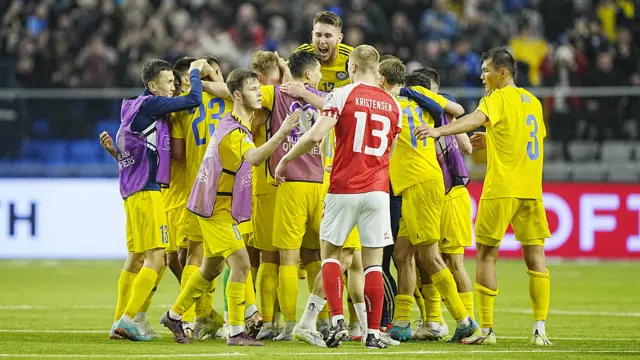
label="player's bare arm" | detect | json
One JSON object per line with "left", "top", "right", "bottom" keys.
{"left": 243, "top": 109, "right": 301, "bottom": 166}
{"left": 201, "top": 81, "right": 232, "bottom": 100}
{"left": 170, "top": 137, "right": 186, "bottom": 160}
{"left": 444, "top": 100, "right": 465, "bottom": 117}
{"left": 276, "top": 52, "right": 294, "bottom": 83}
{"left": 449, "top": 115, "right": 473, "bottom": 155}
{"left": 415, "top": 110, "right": 487, "bottom": 139}
{"left": 99, "top": 131, "right": 117, "bottom": 160}
{"left": 469, "top": 131, "right": 487, "bottom": 150}
{"left": 274, "top": 114, "right": 337, "bottom": 184}
{"left": 279, "top": 82, "right": 326, "bottom": 109}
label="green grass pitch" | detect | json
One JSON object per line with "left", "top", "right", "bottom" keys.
{"left": 0, "top": 259, "right": 638, "bottom": 359}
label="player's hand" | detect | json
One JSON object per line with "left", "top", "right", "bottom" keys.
{"left": 200, "top": 61, "right": 215, "bottom": 79}
{"left": 280, "top": 109, "right": 301, "bottom": 133}
{"left": 414, "top": 125, "right": 441, "bottom": 140}
{"left": 189, "top": 59, "right": 207, "bottom": 72}
{"left": 469, "top": 132, "right": 487, "bottom": 150}
{"left": 324, "top": 165, "right": 332, "bottom": 173}
{"left": 274, "top": 52, "right": 288, "bottom": 70}
{"left": 273, "top": 159, "right": 288, "bottom": 186}
{"left": 99, "top": 131, "right": 114, "bottom": 149}
{"left": 279, "top": 82, "right": 307, "bottom": 99}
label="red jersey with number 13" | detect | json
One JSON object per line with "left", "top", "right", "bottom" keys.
{"left": 321, "top": 82, "right": 402, "bottom": 194}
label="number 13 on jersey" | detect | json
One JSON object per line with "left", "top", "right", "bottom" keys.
{"left": 353, "top": 111, "right": 392, "bottom": 157}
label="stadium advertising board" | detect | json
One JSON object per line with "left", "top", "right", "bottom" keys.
{"left": 0, "top": 180, "right": 639, "bottom": 259}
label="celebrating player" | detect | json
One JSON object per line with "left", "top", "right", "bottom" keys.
{"left": 414, "top": 47, "right": 552, "bottom": 346}
{"left": 275, "top": 45, "right": 400, "bottom": 349}
{"left": 108, "top": 58, "right": 206, "bottom": 341}
{"left": 160, "top": 69, "right": 300, "bottom": 346}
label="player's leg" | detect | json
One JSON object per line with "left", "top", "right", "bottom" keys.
{"left": 273, "top": 182, "right": 314, "bottom": 339}
{"left": 135, "top": 254, "right": 167, "bottom": 339}
{"left": 111, "top": 250, "right": 142, "bottom": 339}
{"left": 416, "top": 268, "right": 446, "bottom": 341}
{"left": 443, "top": 253, "right": 473, "bottom": 315}
{"left": 381, "top": 191, "right": 401, "bottom": 330}
{"left": 357, "top": 191, "right": 394, "bottom": 349}
{"left": 165, "top": 207, "right": 185, "bottom": 282}
{"left": 177, "top": 247, "right": 188, "bottom": 268}
{"left": 240, "top": 224, "right": 263, "bottom": 338}
{"left": 513, "top": 199, "right": 552, "bottom": 346}
{"left": 389, "top": 232, "right": 416, "bottom": 341}
{"left": 115, "top": 191, "right": 169, "bottom": 341}
{"left": 413, "top": 265, "right": 427, "bottom": 324}
{"left": 462, "top": 198, "right": 514, "bottom": 345}
{"left": 181, "top": 213, "right": 205, "bottom": 334}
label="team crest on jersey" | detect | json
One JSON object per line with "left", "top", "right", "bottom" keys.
{"left": 336, "top": 71, "right": 348, "bottom": 81}
{"left": 288, "top": 101, "right": 318, "bottom": 139}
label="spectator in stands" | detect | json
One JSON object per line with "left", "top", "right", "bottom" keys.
{"left": 419, "top": 0, "right": 458, "bottom": 42}
{"left": 510, "top": 17, "right": 549, "bottom": 87}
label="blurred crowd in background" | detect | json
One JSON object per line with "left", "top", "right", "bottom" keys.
{"left": 0, "top": 0, "right": 639, "bottom": 170}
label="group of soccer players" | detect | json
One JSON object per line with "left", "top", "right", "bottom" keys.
{"left": 100, "top": 10, "right": 553, "bottom": 349}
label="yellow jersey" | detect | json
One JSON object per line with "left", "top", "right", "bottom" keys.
{"left": 214, "top": 113, "right": 256, "bottom": 216}
{"left": 251, "top": 105, "right": 275, "bottom": 195}
{"left": 172, "top": 91, "right": 233, "bottom": 192}
{"left": 476, "top": 86, "right": 545, "bottom": 200}
{"left": 161, "top": 146, "right": 187, "bottom": 211}
{"left": 389, "top": 87, "right": 448, "bottom": 195}
{"left": 295, "top": 43, "right": 353, "bottom": 92}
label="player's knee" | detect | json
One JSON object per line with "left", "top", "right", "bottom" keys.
{"left": 475, "top": 242, "right": 499, "bottom": 263}
{"left": 279, "top": 248, "right": 299, "bottom": 265}
{"left": 300, "top": 248, "right": 320, "bottom": 265}
{"left": 443, "top": 253, "right": 464, "bottom": 274}
{"left": 522, "top": 245, "right": 546, "bottom": 273}
{"left": 260, "top": 250, "right": 279, "bottom": 264}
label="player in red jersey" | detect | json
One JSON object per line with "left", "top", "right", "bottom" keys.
{"left": 274, "top": 45, "right": 401, "bottom": 349}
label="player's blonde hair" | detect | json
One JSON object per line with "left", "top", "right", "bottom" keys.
{"left": 349, "top": 45, "right": 380, "bottom": 73}
{"left": 251, "top": 51, "right": 279, "bottom": 75}
{"left": 379, "top": 58, "right": 405, "bottom": 86}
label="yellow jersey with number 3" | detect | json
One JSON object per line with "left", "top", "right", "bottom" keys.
{"left": 295, "top": 43, "right": 353, "bottom": 92}
{"left": 389, "top": 87, "right": 448, "bottom": 195}
{"left": 476, "top": 87, "right": 545, "bottom": 200}
{"left": 172, "top": 91, "right": 233, "bottom": 190}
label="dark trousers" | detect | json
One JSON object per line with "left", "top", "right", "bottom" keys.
{"left": 381, "top": 192, "right": 402, "bottom": 326}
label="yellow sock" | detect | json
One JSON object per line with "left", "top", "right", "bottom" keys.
{"left": 245, "top": 270, "right": 257, "bottom": 309}
{"left": 226, "top": 281, "right": 246, "bottom": 326}
{"left": 421, "top": 284, "right": 442, "bottom": 323}
{"left": 171, "top": 269, "right": 211, "bottom": 316}
{"left": 318, "top": 303, "right": 329, "bottom": 321}
{"left": 459, "top": 292, "right": 474, "bottom": 318}
{"left": 278, "top": 265, "right": 298, "bottom": 322}
{"left": 414, "top": 286, "right": 427, "bottom": 323}
{"left": 393, "top": 294, "right": 414, "bottom": 325}
{"left": 180, "top": 265, "right": 198, "bottom": 323}
{"left": 432, "top": 268, "right": 467, "bottom": 323}
{"left": 528, "top": 269, "right": 550, "bottom": 321}
{"left": 195, "top": 277, "right": 216, "bottom": 318}
{"left": 475, "top": 283, "right": 498, "bottom": 329}
{"left": 114, "top": 270, "right": 137, "bottom": 321}
{"left": 124, "top": 268, "right": 157, "bottom": 319}
{"left": 250, "top": 267, "right": 258, "bottom": 288}
{"left": 139, "top": 266, "right": 166, "bottom": 313}
{"left": 257, "top": 263, "right": 278, "bottom": 322}
{"left": 305, "top": 260, "right": 321, "bottom": 293}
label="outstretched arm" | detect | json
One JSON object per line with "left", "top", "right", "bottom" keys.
{"left": 415, "top": 110, "right": 487, "bottom": 139}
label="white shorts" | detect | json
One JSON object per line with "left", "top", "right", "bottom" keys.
{"left": 320, "top": 191, "right": 393, "bottom": 248}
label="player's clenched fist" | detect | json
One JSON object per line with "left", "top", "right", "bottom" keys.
{"left": 99, "top": 131, "right": 117, "bottom": 159}
{"left": 469, "top": 132, "right": 486, "bottom": 150}
{"left": 414, "top": 124, "right": 441, "bottom": 140}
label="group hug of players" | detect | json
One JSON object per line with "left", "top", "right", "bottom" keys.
{"left": 100, "top": 10, "right": 553, "bottom": 349}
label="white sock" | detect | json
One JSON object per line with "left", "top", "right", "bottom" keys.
{"left": 457, "top": 316, "right": 471, "bottom": 329}
{"left": 480, "top": 327, "right": 491, "bottom": 335}
{"left": 274, "top": 310, "right": 282, "bottom": 328}
{"left": 244, "top": 304, "right": 258, "bottom": 319}
{"left": 284, "top": 321, "right": 295, "bottom": 332}
{"left": 395, "top": 320, "right": 410, "bottom": 327}
{"left": 122, "top": 315, "right": 134, "bottom": 324}
{"left": 134, "top": 312, "right": 147, "bottom": 322}
{"left": 534, "top": 320, "right": 546, "bottom": 336}
{"left": 367, "top": 328, "right": 380, "bottom": 338}
{"left": 427, "top": 321, "right": 440, "bottom": 330}
{"left": 299, "top": 294, "right": 326, "bottom": 329}
{"left": 168, "top": 309, "right": 181, "bottom": 321}
{"left": 331, "top": 314, "right": 345, "bottom": 327}
{"left": 230, "top": 325, "right": 243, "bottom": 337}
{"left": 353, "top": 303, "right": 367, "bottom": 331}
{"left": 224, "top": 311, "right": 228, "bottom": 323}
{"left": 317, "top": 317, "right": 331, "bottom": 328}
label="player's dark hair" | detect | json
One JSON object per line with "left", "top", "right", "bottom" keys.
{"left": 404, "top": 72, "right": 431, "bottom": 90}
{"left": 379, "top": 54, "right": 400, "bottom": 63}
{"left": 481, "top": 47, "right": 517, "bottom": 77}
{"left": 172, "top": 70, "right": 183, "bottom": 88}
{"left": 314, "top": 11, "right": 342, "bottom": 29}
{"left": 378, "top": 58, "right": 405, "bottom": 86}
{"left": 173, "top": 56, "right": 198, "bottom": 75}
{"left": 414, "top": 67, "right": 440, "bottom": 87}
{"left": 141, "top": 59, "right": 173, "bottom": 88}
{"left": 288, "top": 51, "right": 320, "bottom": 79}
{"left": 205, "top": 56, "right": 221, "bottom": 68}
{"left": 226, "top": 69, "right": 259, "bottom": 96}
